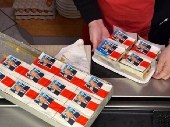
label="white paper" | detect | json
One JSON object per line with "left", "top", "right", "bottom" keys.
{"left": 55, "top": 39, "right": 90, "bottom": 73}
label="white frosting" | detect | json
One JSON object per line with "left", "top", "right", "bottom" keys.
{"left": 29, "top": 65, "right": 54, "bottom": 79}
{"left": 38, "top": 52, "right": 64, "bottom": 69}
{"left": 60, "top": 64, "right": 87, "bottom": 80}
{"left": 5, "top": 88, "right": 32, "bottom": 104}
{"left": 4, "top": 79, "right": 40, "bottom": 104}
{"left": 0, "top": 64, "right": 20, "bottom": 78}
{"left": 120, "top": 51, "right": 151, "bottom": 72}
{"left": 0, "top": 83, "right": 8, "bottom": 91}
{"left": 54, "top": 59, "right": 65, "bottom": 69}
{"left": 65, "top": 89, "right": 101, "bottom": 117}
{"left": 136, "top": 40, "right": 161, "bottom": 54}
{"left": 53, "top": 76, "right": 78, "bottom": 89}
{"left": 75, "top": 70, "right": 87, "bottom": 80}
{"left": 41, "top": 77, "right": 77, "bottom": 103}
{"left": 0, "top": 69, "right": 17, "bottom": 91}
{"left": 128, "top": 36, "right": 136, "bottom": 43}
{"left": 84, "top": 75, "right": 112, "bottom": 92}
{"left": 28, "top": 100, "right": 56, "bottom": 118}
{"left": 76, "top": 87, "right": 103, "bottom": 101}
{"left": 18, "top": 75, "right": 43, "bottom": 90}
{"left": 28, "top": 98, "right": 63, "bottom": 118}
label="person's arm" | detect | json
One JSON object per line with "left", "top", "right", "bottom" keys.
{"left": 152, "top": 44, "right": 170, "bottom": 80}
{"left": 73, "top": 0, "right": 110, "bottom": 51}
{"left": 73, "top": 0, "right": 102, "bottom": 24}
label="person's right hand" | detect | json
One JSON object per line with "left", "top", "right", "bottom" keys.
{"left": 88, "top": 19, "right": 110, "bottom": 52}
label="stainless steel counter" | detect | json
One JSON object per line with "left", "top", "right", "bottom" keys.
{"left": 104, "top": 78, "right": 170, "bottom": 110}
{"left": 104, "top": 78, "right": 170, "bottom": 97}
{"left": 0, "top": 107, "right": 53, "bottom": 127}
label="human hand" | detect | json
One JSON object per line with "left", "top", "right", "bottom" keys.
{"left": 152, "top": 44, "right": 170, "bottom": 80}
{"left": 88, "top": 19, "right": 110, "bottom": 52}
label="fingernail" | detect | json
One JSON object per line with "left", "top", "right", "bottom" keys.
{"left": 155, "top": 70, "right": 159, "bottom": 75}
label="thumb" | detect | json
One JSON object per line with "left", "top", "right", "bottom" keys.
{"left": 153, "top": 58, "right": 165, "bottom": 77}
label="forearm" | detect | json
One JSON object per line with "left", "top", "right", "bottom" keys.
{"left": 73, "top": 0, "right": 102, "bottom": 24}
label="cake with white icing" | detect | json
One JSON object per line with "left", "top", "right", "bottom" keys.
{"left": 97, "top": 40, "right": 126, "bottom": 61}
{"left": 33, "top": 52, "right": 64, "bottom": 75}
{"left": 27, "top": 91, "right": 64, "bottom": 118}
{"left": 53, "top": 105, "right": 89, "bottom": 127}
{"left": 131, "top": 40, "right": 161, "bottom": 59}
{"left": 0, "top": 68, "right": 17, "bottom": 91}
{"left": 109, "top": 30, "right": 136, "bottom": 51}
{"left": 5, "top": 79, "right": 40, "bottom": 104}
{"left": 119, "top": 51, "right": 152, "bottom": 80}
{"left": 0, "top": 55, "right": 30, "bottom": 78}
{"left": 19, "top": 65, "right": 53, "bottom": 90}
{"left": 65, "top": 90, "right": 102, "bottom": 117}
{"left": 41, "top": 77, "right": 77, "bottom": 103}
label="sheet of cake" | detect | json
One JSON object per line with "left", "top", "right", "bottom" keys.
{"left": 0, "top": 53, "right": 113, "bottom": 127}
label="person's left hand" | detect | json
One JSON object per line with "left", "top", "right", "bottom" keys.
{"left": 152, "top": 44, "right": 170, "bottom": 80}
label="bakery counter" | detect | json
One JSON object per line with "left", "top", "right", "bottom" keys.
{"left": 0, "top": 32, "right": 169, "bottom": 126}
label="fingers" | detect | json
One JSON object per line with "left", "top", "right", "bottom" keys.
{"left": 155, "top": 57, "right": 166, "bottom": 75}
{"left": 153, "top": 63, "right": 170, "bottom": 80}
{"left": 92, "top": 39, "right": 99, "bottom": 52}
{"left": 163, "top": 75, "right": 170, "bottom": 80}
{"left": 154, "top": 70, "right": 167, "bottom": 79}
{"left": 88, "top": 19, "right": 110, "bottom": 52}
{"left": 90, "top": 31, "right": 102, "bottom": 52}
{"left": 152, "top": 53, "right": 167, "bottom": 78}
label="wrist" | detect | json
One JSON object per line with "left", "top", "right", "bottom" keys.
{"left": 88, "top": 19, "right": 104, "bottom": 27}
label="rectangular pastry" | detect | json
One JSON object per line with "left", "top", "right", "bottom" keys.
{"left": 41, "top": 77, "right": 77, "bottom": 103}
{"left": 19, "top": 65, "right": 53, "bottom": 90}
{"left": 5, "top": 79, "right": 40, "bottom": 104}
{"left": 0, "top": 68, "right": 17, "bottom": 91}
{"left": 109, "top": 30, "right": 136, "bottom": 51}
{"left": 55, "top": 64, "right": 87, "bottom": 88}
{"left": 28, "top": 91, "right": 64, "bottom": 118}
{"left": 79, "top": 76, "right": 112, "bottom": 100}
{"left": 65, "top": 90, "right": 102, "bottom": 117}
{"left": 53, "top": 105, "right": 89, "bottom": 127}
{"left": 131, "top": 40, "right": 161, "bottom": 59}
{"left": 0, "top": 55, "right": 30, "bottom": 78}
{"left": 119, "top": 51, "right": 152, "bottom": 80}
{"left": 33, "top": 52, "right": 64, "bottom": 75}
{"left": 97, "top": 40, "right": 126, "bottom": 61}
